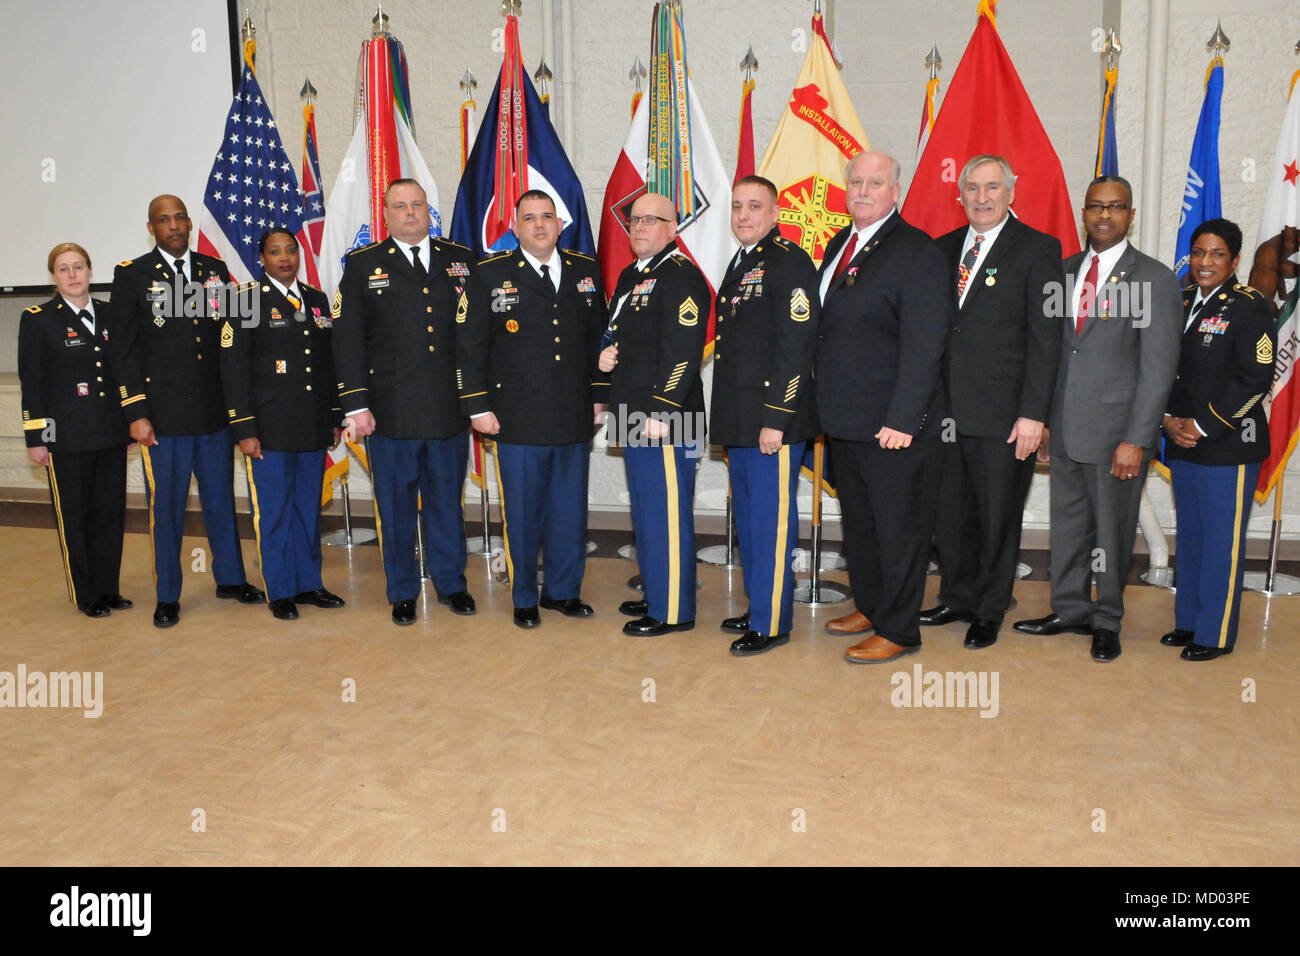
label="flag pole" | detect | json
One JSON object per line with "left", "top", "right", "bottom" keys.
{"left": 794, "top": 437, "right": 849, "bottom": 606}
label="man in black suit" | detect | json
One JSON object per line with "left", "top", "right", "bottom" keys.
{"left": 332, "top": 178, "right": 477, "bottom": 627}
{"left": 110, "top": 194, "right": 264, "bottom": 628}
{"left": 920, "top": 155, "right": 1064, "bottom": 649}
{"left": 459, "top": 190, "right": 607, "bottom": 629}
{"left": 1013, "top": 176, "right": 1181, "bottom": 662}
{"left": 815, "top": 151, "right": 951, "bottom": 664}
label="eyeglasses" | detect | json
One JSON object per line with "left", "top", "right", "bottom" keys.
{"left": 628, "top": 214, "right": 672, "bottom": 226}
{"left": 1083, "top": 202, "right": 1130, "bottom": 213}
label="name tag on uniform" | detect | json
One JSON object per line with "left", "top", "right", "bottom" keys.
{"left": 368, "top": 272, "right": 390, "bottom": 289}
{"left": 64, "top": 335, "right": 85, "bottom": 348}
{"left": 268, "top": 307, "right": 288, "bottom": 329}
{"left": 145, "top": 285, "right": 167, "bottom": 302}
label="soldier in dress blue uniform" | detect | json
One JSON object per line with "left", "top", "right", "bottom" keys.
{"left": 332, "top": 179, "right": 477, "bottom": 627}
{"left": 19, "top": 243, "right": 131, "bottom": 617}
{"left": 459, "top": 190, "right": 607, "bottom": 628}
{"left": 711, "top": 176, "right": 820, "bottom": 656}
{"left": 220, "top": 228, "right": 346, "bottom": 621}
{"left": 600, "top": 192, "right": 711, "bottom": 637}
{"left": 109, "top": 195, "right": 263, "bottom": 628}
{"left": 1161, "top": 218, "right": 1274, "bottom": 661}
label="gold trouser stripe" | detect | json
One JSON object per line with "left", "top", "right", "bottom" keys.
{"left": 769, "top": 446, "right": 791, "bottom": 637}
{"left": 140, "top": 445, "right": 159, "bottom": 590}
{"left": 46, "top": 456, "right": 77, "bottom": 605}
{"left": 243, "top": 456, "right": 268, "bottom": 595}
{"left": 663, "top": 444, "right": 681, "bottom": 623}
{"left": 1219, "top": 465, "right": 1246, "bottom": 649}
{"left": 491, "top": 450, "right": 515, "bottom": 585}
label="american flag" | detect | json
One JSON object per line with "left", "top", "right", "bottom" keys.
{"left": 197, "top": 60, "right": 319, "bottom": 286}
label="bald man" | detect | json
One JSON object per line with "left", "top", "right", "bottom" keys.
{"left": 600, "top": 192, "right": 712, "bottom": 636}
{"left": 110, "top": 194, "right": 263, "bottom": 627}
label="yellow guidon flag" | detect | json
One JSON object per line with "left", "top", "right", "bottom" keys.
{"left": 756, "top": 11, "right": 869, "bottom": 268}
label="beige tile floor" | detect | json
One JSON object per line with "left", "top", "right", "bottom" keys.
{"left": 0, "top": 526, "right": 1295, "bottom": 866}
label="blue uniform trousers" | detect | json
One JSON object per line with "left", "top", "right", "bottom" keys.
{"left": 244, "top": 450, "right": 326, "bottom": 602}
{"left": 624, "top": 442, "right": 699, "bottom": 625}
{"left": 494, "top": 441, "right": 590, "bottom": 608}
{"left": 139, "top": 429, "right": 247, "bottom": 603}
{"left": 728, "top": 442, "right": 804, "bottom": 637}
{"left": 369, "top": 431, "right": 469, "bottom": 605}
{"left": 1171, "top": 460, "right": 1260, "bottom": 650}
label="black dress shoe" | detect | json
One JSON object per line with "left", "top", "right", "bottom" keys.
{"left": 1182, "top": 644, "right": 1233, "bottom": 661}
{"left": 539, "top": 597, "right": 594, "bottom": 617}
{"left": 619, "top": 599, "right": 648, "bottom": 617}
{"left": 216, "top": 582, "right": 266, "bottom": 604}
{"left": 1090, "top": 628, "right": 1121, "bottom": 662}
{"left": 919, "top": 604, "right": 973, "bottom": 626}
{"left": 963, "top": 618, "right": 999, "bottom": 649}
{"left": 1013, "top": 613, "right": 1092, "bottom": 636}
{"left": 269, "top": 598, "right": 299, "bottom": 621}
{"left": 729, "top": 630, "right": 789, "bottom": 656}
{"left": 514, "top": 606, "right": 541, "bottom": 629}
{"left": 103, "top": 594, "right": 133, "bottom": 610}
{"left": 295, "top": 588, "right": 346, "bottom": 609}
{"left": 153, "top": 601, "right": 180, "bottom": 628}
{"left": 78, "top": 599, "right": 111, "bottom": 618}
{"left": 438, "top": 591, "right": 476, "bottom": 615}
{"left": 623, "top": 615, "right": 695, "bottom": 636}
{"left": 1160, "top": 628, "right": 1194, "bottom": 647}
{"left": 392, "top": 600, "right": 416, "bottom": 626}
{"left": 720, "top": 611, "right": 751, "bottom": 634}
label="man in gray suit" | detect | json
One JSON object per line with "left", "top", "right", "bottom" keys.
{"left": 1013, "top": 175, "right": 1182, "bottom": 661}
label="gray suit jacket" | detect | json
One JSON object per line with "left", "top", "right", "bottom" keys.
{"left": 1049, "top": 242, "right": 1182, "bottom": 463}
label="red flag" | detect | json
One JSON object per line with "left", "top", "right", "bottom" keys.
{"left": 734, "top": 77, "right": 755, "bottom": 184}
{"left": 901, "top": 1, "right": 1080, "bottom": 256}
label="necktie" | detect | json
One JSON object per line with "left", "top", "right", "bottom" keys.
{"left": 731, "top": 248, "right": 744, "bottom": 273}
{"left": 956, "top": 234, "right": 984, "bottom": 299}
{"left": 411, "top": 246, "right": 427, "bottom": 278}
{"left": 286, "top": 289, "right": 301, "bottom": 311}
{"left": 540, "top": 263, "right": 554, "bottom": 294}
{"left": 174, "top": 257, "right": 187, "bottom": 284}
{"left": 830, "top": 232, "right": 858, "bottom": 285}
{"left": 77, "top": 309, "right": 94, "bottom": 335}
{"left": 1076, "top": 253, "right": 1099, "bottom": 336}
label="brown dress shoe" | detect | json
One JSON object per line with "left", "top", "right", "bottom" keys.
{"left": 843, "top": 635, "right": 920, "bottom": 664}
{"left": 825, "top": 610, "right": 873, "bottom": 634}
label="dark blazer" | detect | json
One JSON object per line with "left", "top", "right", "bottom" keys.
{"left": 1165, "top": 277, "right": 1274, "bottom": 467}
{"left": 606, "top": 240, "right": 710, "bottom": 445}
{"left": 220, "top": 276, "right": 341, "bottom": 451}
{"left": 710, "top": 228, "right": 820, "bottom": 446}
{"left": 18, "top": 295, "right": 129, "bottom": 452}
{"left": 814, "top": 211, "right": 950, "bottom": 441}
{"left": 108, "top": 248, "right": 233, "bottom": 436}
{"left": 1050, "top": 242, "right": 1182, "bottom": 461}
{"left": 332, "top": 236, "right": 476, "bottom": 440}
{"left": 937, "top": 216, "right": 1064, "bottom": 437}
{"left": 459, "top": 248, "right": 607, "bottom": 445}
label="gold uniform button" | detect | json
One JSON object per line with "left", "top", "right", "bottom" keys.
{"left": 552, "top": 319, "right": 559, "bottom": 325}
{"left": 306, "top": 385, "right": 312, "bottom": 391}
{"left": 555, "top": 354, "right": 561, "bottom": 361}
{"left": 304, "top": 348, "right": 311, "bottom": 355}
{"left": 426, "top": 306, "right": 432, "bottom": 313}
{"left": 93, "top": 346, "right": 101, "bottom": 352}
{"left": 195, "top": 336, "right": 202, "bottom": 343}
{"left": 303, "top": 330, "right": 309, "bottom": 336}
{"left": 555, "top": 336, "right": 561, "bottom": 343}
{"left": 305, "top": 367, "right": 312, "bottom": 372}
{"left": 95, "top": 361, "right": 102, "bottom": 368}
{"left": 96, "top": 376, "right": 103, "bottom": 382}
{"left": 193, "top": 319, "right": 199, "bottom": 325}
{"left": 98, "top": 391, "right": 105, "bottom": 397}
{"left": 422, "top": 287, "right": 429, "bottom": 294}
{"left": 428, "top": 345, "right": 435, "bottom": 352}
{"left": 716, "top": 334, "right": 721, "bottom": 341}
{"left": 427, "top": 325, "right": 434, "bottom": 332}
{"left": 197, "top": 354, "right": 203, "bottom": 360}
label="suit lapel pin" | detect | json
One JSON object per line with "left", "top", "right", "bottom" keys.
{"left": 984, "top": 267, "right": 997, "bottom": 287}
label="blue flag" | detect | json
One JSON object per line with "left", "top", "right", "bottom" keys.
{"left": 450, "top": 65, "right": 594, "bottom": 257}
{"left": 1095, "top": 67, "right": 1119, "bottom": 177}
{"left": 1173, "top": 61, "right": 1224, "bottom": 280}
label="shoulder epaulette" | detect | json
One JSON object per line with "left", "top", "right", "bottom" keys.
{"left": 434, "top": 237, "right": 472, "bottom": 252}
{"left": 238, "top": 280, "right": 259, "bottom": 291}
{"left": 772, "top": 236, "right": 791, "bottom": 247}
{"left": 117, "top": 259, "right": 133, "bottom": 268}
{"left": 1234, "top": 283, "right": 1262, "bottom": 299}
{"left": 563, "top": 249, "right": 596, "bottom": 262}
{"left": 345, "top": 241, "right": 379, "bottom": 257}
{"left": 480, "top": 251, "right": 512, "bottom": 264}
{"left": 23, "top": 305, "right": 41, "bottom": 314}
{"left": 301, "top": 282, "right": 322, "bottom": 294}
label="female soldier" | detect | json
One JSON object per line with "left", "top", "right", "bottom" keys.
{"left": 220, "top": 228, "right": 345, "bottom": 620}
{"left": 18, "top": 243, "right": 131, "bottom": 617}
{"left": 1161, "top": 218, "right": 1274, "bottom": 661}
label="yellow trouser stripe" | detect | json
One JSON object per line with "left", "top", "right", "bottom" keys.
{"left": 46, "top": 456, "right": 76, "bottom": 605}
{"left": 243, "top": 456, "right": 268, "bottom": 595}
{"left": 769, "top": 446, "right": 791, "bottom": 637}
{"left": 1219, "top": 465, "right": 1246, "bottom": 649}
{"left": 663, "top": 445, "right": 680, "bottom": 623}
{"left": 140, "top": 445, "right": 158, "bottom": 590}
{"left": 491, "top": 450, "right": 515, "bottom": 586}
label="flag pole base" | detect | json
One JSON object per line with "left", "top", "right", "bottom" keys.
{"left": 1141, "top": 566, "right": 1176, "bottom": 590}
{"left": 696, "top": 545, "right": 738, "bottom": 567}
{"left": 322, "top": 529, "right": 376, "bottom": 547}
{"left": 618, "top": 544, "right": 637, "bottom": 561}
{"left": 587, "top": 540, "right": 598, "bottom": 555}
{"left": 626, "top": 573, "right": 702, "bottom": 593}
{"left": 1015, "top": 562, "right": 1032, "bottom": 580}
{"left": 1243, "top": 571, "right": 1300, "bottom": 597}
{"left": 792, "top": 579, "right": 850, "bottom": 607}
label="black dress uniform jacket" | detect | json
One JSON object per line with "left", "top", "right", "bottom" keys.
{"left": 1165, "top": 278, "right": 1274, "bottom": 467}
{"left": 710, "top": 228, "right": 819, "bottom": 446}
{"left": 220, "top": 276, "right": 341, "bottom": 451}
{"left": 936, "top": 216, "right": 1064, "bottom": 436}
{"left": 19, "top": 296, "right": 129, "bottom": 451}
{"left": 606, "top": 240, "right": 710, "bottom": 444}
{"left": 459, "top": 248, "right": 607, "bottom": 445}
{"left": 332, "top": 237, "right": 475, "bottom": 439}
{"left": 815, "top": 212, "right": 950, "bottom": 441}
{"left": 108, "top": 249, "right": 234, "bottom": 436}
